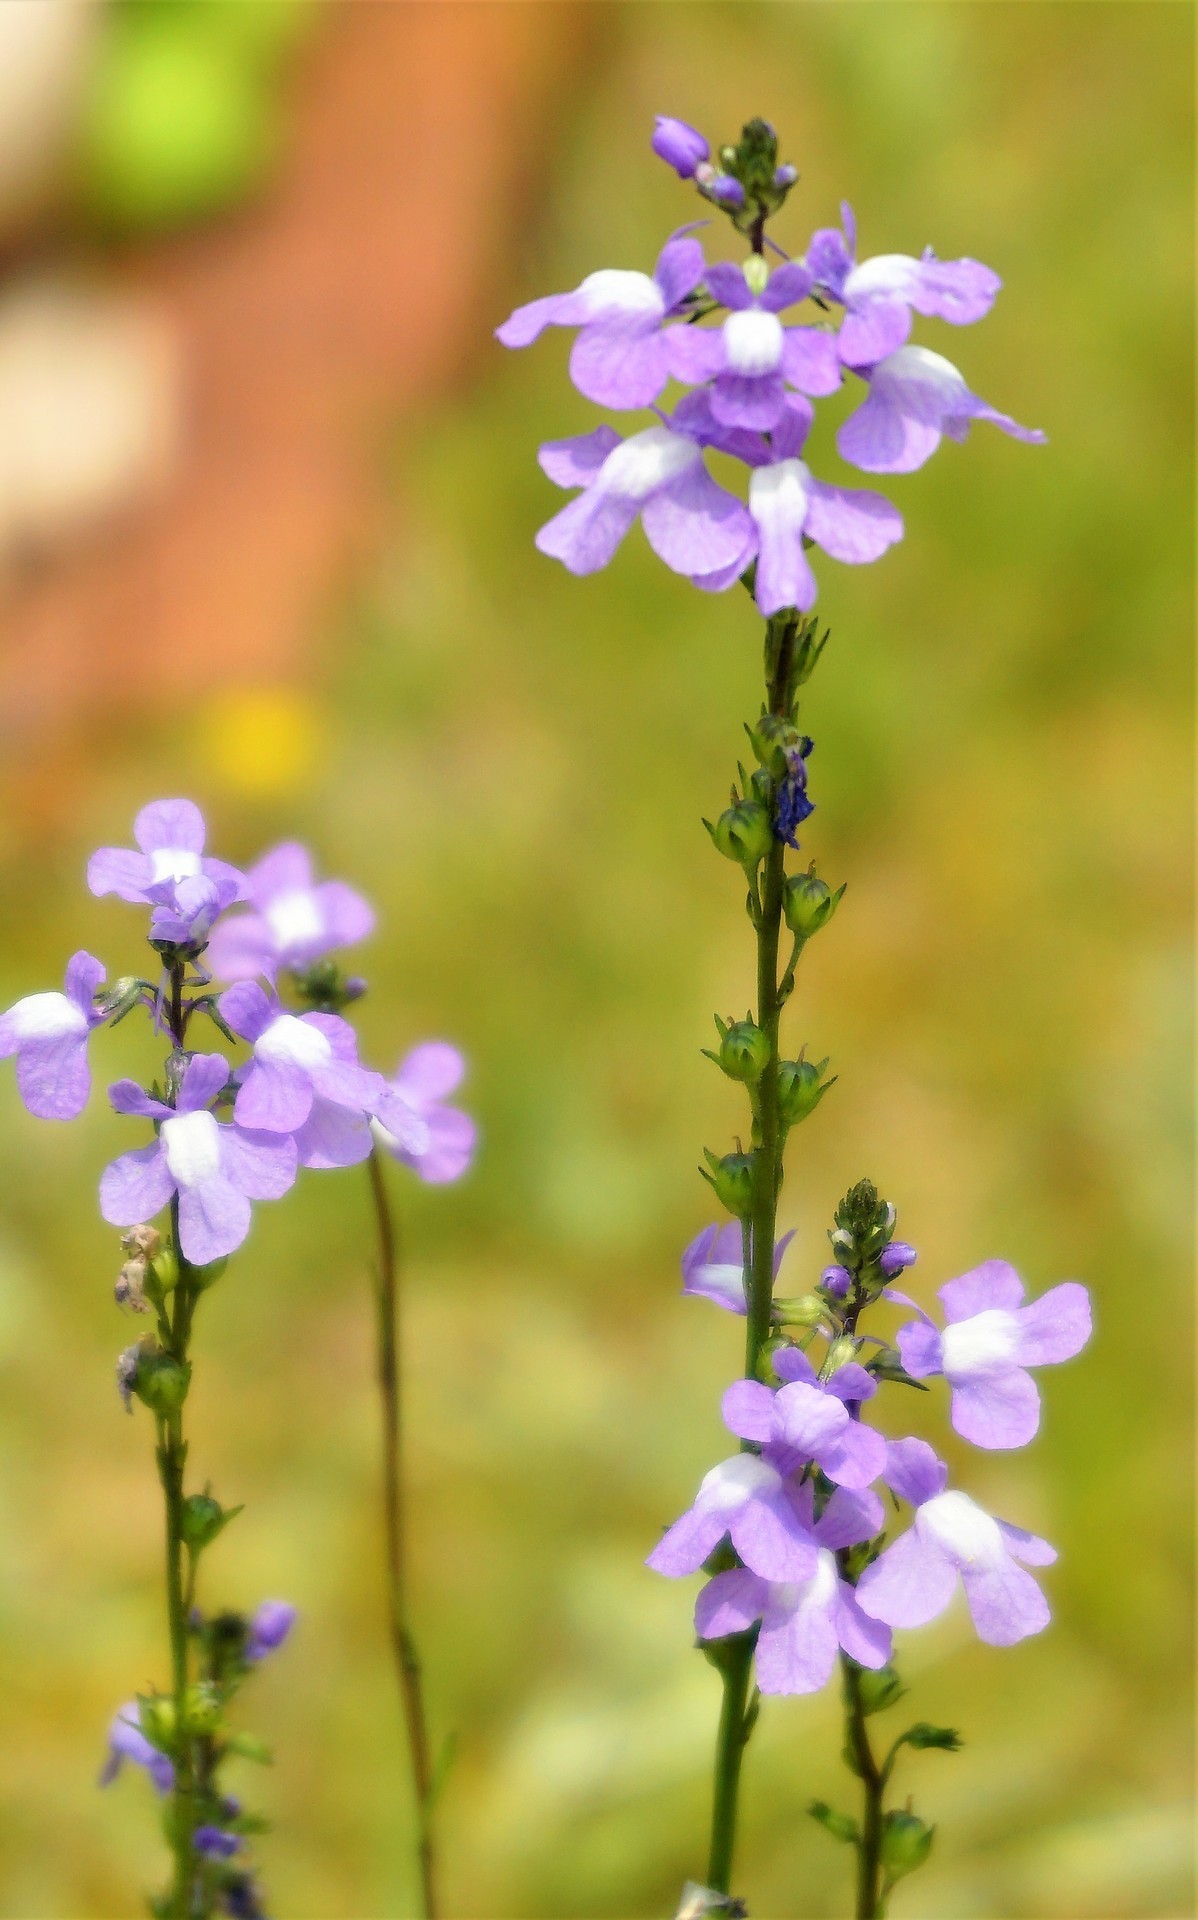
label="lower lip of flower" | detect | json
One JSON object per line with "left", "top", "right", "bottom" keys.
{"left": 723, "top": 308, "right": 785, "bottom": 377}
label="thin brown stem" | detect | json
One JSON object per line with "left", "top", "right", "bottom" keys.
{"left": 366, "top": 1146, "right": 438, "bottom": 1919}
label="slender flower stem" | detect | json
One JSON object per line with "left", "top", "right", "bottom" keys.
{"left": 706, "top": 612, "right": 801, "bottom": 1897}
{"left": 366, "top": 1145, "right": 438, "bottom": 1920}
{"left": 841, "top": 1656, "right": 885, "bottom": 1920}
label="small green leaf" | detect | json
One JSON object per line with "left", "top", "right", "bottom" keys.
{"left": 807, "top": 1800, "right": 860, "bottom": 1845}
{"left": 901, "top": 1722, "right": 962, "bottom": 1751}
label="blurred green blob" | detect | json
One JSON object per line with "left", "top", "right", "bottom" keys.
{"left": 73, "top": 4, "right": 306, "bottom": 235}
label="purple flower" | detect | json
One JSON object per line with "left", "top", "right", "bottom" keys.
{"left": 0, "top": 951, "right": 106, "bottom": 1119}
{"left": 652, "top": 115, "right": 709, "bottom": 179}
{"left": 149, "top": 873, "right": 241, "bottom": 949}
{"left": 99, "top": 1054, "right": 298, "bottom": 1264}
{"left": 698, "top": 170, "right": 746, "bottom": 210}
{"left": 662, "top": 259, "right": 841, "bottom": 430}
{"left": 246, "top": 1598, "right": 297, "bottom": 1661}
{"left": 371, "top": 1042, "right": 475, "bottom": 1183}
{"left": 806, "top": 203, "right": 1001, "bottom": 367}
{"left": 722, "top": 1352, "right": 887, "bottom": 1491}
{"left": 195, "top": 1826, "right": 242, "bottom": 1859}
{"left": 879, "top": 1241, "right": 917, "bottom": 1278}
{"left": 534, "top": 421, "right": 755, "bottom": 582}
{"left": 88, "top": 801, "right": 246, "bottom": 924}
{"left": 856, "top": 1436, "right": 1057, "bottom": 1646}
{"left": 774, "top": 734, "right": 814, "bottom": 847}
{"left": 891, "top": 1260, "right": 1092, "bottom": 1450}
{"left": 219, "top": 982, "right": 384, "bottom": 1134}
{"left": 694, "top": 1484, "right": 889, "bottom": 1694}
{"left": 838, "top": 345, "right": 1046, "bottom": 475}
{"left": 682, "top": 393, "right": 902, "bottom": 614}
{"left": 680, "top": 1220, "right": 795, "bottom": 1314}
{"left": 99, "top": 1702, "right": 173, "bottom": 1794}
{"left": 647, "top": 1450, "right": 818, "bottom": 1584}
{"left": 495, "top": 230, "right": 706, "bottom": 410}
{"left": 206, "top": 842, "right": 374, "bottom": 984}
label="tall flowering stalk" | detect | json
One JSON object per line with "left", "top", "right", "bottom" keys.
{"left": 498, "top": 116, "right": 1089, "bottom": 1917}
{"left": 1, "top": 807, "right": 473, "bottom": 1918}
{"left": 207, "top": 848, "right": 476, "bottom": 1918}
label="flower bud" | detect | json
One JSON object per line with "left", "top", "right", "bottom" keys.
{"left": 825, "top": 1335, "right": 858, "bottom": 1374}
{"left": 719, "top": 1020, "right": 770, "bottom": 1082}
{"left": 138, "top": 1694, "right": 177, "bottom": 1754}
{"left": 651, "top": 114, "right": 709, "bottom": 179}
{"left": 181, "top": 1493, "right": 240, "bottom": 1551}
{"left": 708, "top": 801, "right": 772, "bottom": 868}
{"left": 773, "top": 163, "right": 798, "bottom": 189}
{"left": 101, "top": 977, "right": 147, "bottom": 1025}
{"left": 182, "top": 1682, "right": 224, "bottom": 1736}
{"left": 828, "top": 1228, "right": 855, "bottom": 1263}
{"left": 784, "top": 869, "right": 844, "bottom": 941}
{"left": 697, "top": 166, "right": 746, "bottom": 209}
{"left": 773, "top": 1294, "right": 827, "bottom": 1329}
{"left": 879, "top": 1241, "right": 918, "bottom": 1277}
{"left": 747, "top": 711, "right": 806, "bottom": 778}
{"left": 778, "top": 1056, "right": 834, "bottom": 1126}
{"left": 148, "top": 1245, "right": 179, "bottom": 1294}
{"left": 704, "top": 1149, "right": 756, "bottom": 1218}
{"left": 820, "top": 1263, "right": 852, "bottom": 1299}
{"left": 880, "top": 1810, "right": 934, "bottom": 1880}
{"left": 743, "top": 254, "right": 770, "bottom": 297}
{"left": 134, "top": 1352, "right": 190, "bottom": 1417}
{"left": 856, "top": 1664, "right": 904, "bottom": 1714}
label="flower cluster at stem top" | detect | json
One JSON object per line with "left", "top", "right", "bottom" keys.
{"left": 497, "top": 114, "right": 1044, "bottom": 616}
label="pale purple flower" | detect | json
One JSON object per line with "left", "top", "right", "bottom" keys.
{"left": 838, "top": 345, "right": 1045, "bottom": 475}
{"left": 683, "top": 393, "right": 902, "bottom": 614}
{"left": 891, "top": 1260, "right": 1092, "bottom": 1449}
{"left": 534, "top": 421, "right": 755, "bottom": 582}
{"left": 99, "top": 1054, "right": 298, "bottom": 1264}
{"left": 879, "top": 1240, "right": 917, "bottom": 1278}
{"left": 647, "top": 1450, "right": 818, "bottom": 1584}
{"left": 495, "top": 230, "right": 706, "bottom": 410}
{"left": 806, "top": 203, "right": 1001, "bottom": 367}
{"left": 149, "top": 872, "right": 240, "bottom": 949}
{"left": 857, "top": 1436, "right": 1057, "bottom": 1646}
{"left": 371, "top": 1041, "right": 475, "bottom": 1183}
{"left": 100, "top": 1702, "right": 173, "bottom": 1793}
{"left": 680, "top": 1220, "right": 795, "bottom": 1313}
{"left": 246, "top": 1598, "right": 297, "bottom": 1661}
{"left": 662, "top": 259, "right": 840, "bottom": 429}
{"left": 722, "top": 1352, "right": 887, "bottom": 1491}
{"left": 219, "top": 982, "right": 384, "bottom": 1134}
{"left": 205, "top": 842, "right": 374, "bottom": 984}
{"left": 694, "top": 1484, "right": 889, "bottom": 1694}
{"left": 0, "top": 951, "right": 106, "bottom": 1119}
{"left": 652, "top": 116, "right": 709, "bottom": 179}
{"left": 88, "top": 800, "right": 246, "bottom": 922}
{"left": 195, "top": 1827, "right": 242, "bottom": 1859}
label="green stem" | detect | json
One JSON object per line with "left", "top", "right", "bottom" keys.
{"left": 366, "top": 1146, "right": 438, "bottom": 1920}
{"left": 161, "top": 1191, "right": 196, "bottom": 1918}
{"left": 842, "top": 1657, "right": 885, "bottom": 1919}
{"left": 707, "top": 613, "right": 801, "bottom": 1900}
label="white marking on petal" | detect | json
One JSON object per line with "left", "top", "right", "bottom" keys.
{"left": 697, "top": 1453, "right": 780, "bottom": 1513}
{"left": 162, "top": 1110, "right": 223, "bottom": 1187}
{"left": 6, "top": 991, "right": 87, "bottom": 1042}
{"left": 577, "top": 269, "right": 665, "bottom": 322}
{"left": 748, "top": 458, "right": 812, "bottom": 535}
{"left": 264, "top": 889, "right": 324, "bottom": 951}
{"left": 918, "top": 1490, "right": 1005, "bottom": 1568}
{"left": 371, "top": 1096, "right": 431, "bottom": 1159}
{"left": 873, "top": 344, "right": 969, "bottom": 406}
{"left": 723, "top": 307, "right": 785, "bottom": 376}
{"left": 843, "top": 253, "right": 921, "bottom": 302}
{"left": 773, "top": 1547, "right": 839, "bottom": 1614}
{"left": 597, "top": 426, "right": 699, "bottom": 502}
{"left": 150, "top": 847, "right": 202, "bottom": 884}
{"left": 256, "top": 1014, "right": 332, "bottom": 1071}
{"left": 941, "top": 1309, "right": 1019, "bottom": 1378}
{"left": 689, "top": 1261, "right": 747, "bottom": 1309}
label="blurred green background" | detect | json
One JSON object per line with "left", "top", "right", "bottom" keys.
{"left": 0, "top": 3, "right": 1192, "bottom": 1916}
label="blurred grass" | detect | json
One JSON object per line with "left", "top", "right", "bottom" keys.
{"left": 0, "top": 4, "right": 1193, "bottom": 1916}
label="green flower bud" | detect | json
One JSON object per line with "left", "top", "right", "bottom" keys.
{"left": 856, "top": 1664, "right": 904, "bottom": 1714}
{"left": 747, "top": 711, "right": 805, "bottom": 778}
{"left": 138, "top": 1693, "right": 177, "bottom": 1753}
{"left": 773, "top": 1295, "right": 828, "bottom": 1330}
{"left": 180, "top": 1492, "right": 241, "bottom": 1550}
{"left": 880, "top": 1810, "right": 934, "bottom": 1880}
{"left": 825, "top": 1335, "right": 859, "bottom": 1374}
{"left": 182, "top": 1681, "right": 224, "bottom": 1736}
{"left": 784, "top": 868, "right": 844, "bottom": 940}
{"left": 134, "top": 1351, "right": 190, "bottom": 1416}
{"left": 148, "top": 1245, "right": 179, "bottom": 1294}
{"left": 743, "top": 254, "right": 770, "bottom": 297}
{"left": 778, "top": 1056, "right": 834, "bottom": 1126}
{"left": 807, "top": 1800, "right": 859, "bottom": 1845}
{"left": 707, "top": 800, "right": 773, "bottom": 868}
{"left": 704, "top": 1148, "right": 756, "bottom": 1218}
{"left": 902, "top": 1722, "right": 962, "bottom": 1751}
{"left": 827, "top": 1226, "right": 856, "bottom": 1263}
{"left": 719, "top": 1020, "right": 770, "bottom": 1082}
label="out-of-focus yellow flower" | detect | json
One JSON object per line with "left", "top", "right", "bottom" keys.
{"left": 197, "top": 686, "right": 324, "bottom": 798}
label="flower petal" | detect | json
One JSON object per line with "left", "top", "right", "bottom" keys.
{"left": 959, "top": 1554, "right": 1050, "bottom": 1646}
{"left": 950, "top": 1368, "right": 1041, "bottom": 1450}
{"left": 1012, "top": 1282, "right": 1092, "bottom": 1366}
{"left": 855, "top": 1525, "right": 958, "bottom": 1629}
{"left": 939, "top": 1259, "right": 1025, "bottom": 1322}
{"left": 694, "top": 1567, "right": 767, "bottom": 1639}
{"left": 99, "top": 1142, "right": 175, "bottom": 1225}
